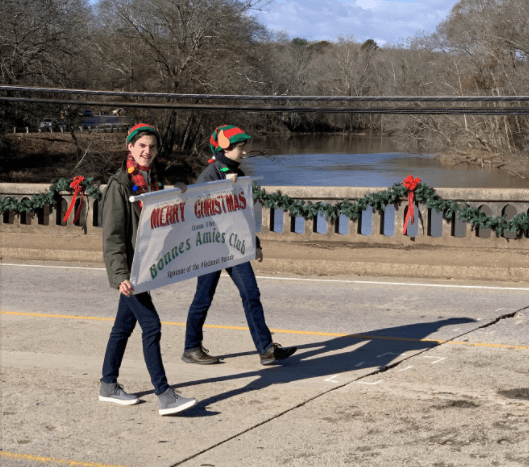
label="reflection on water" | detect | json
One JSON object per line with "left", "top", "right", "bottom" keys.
{"left": 242, "top": 134, "right": 528, "bottom": 188}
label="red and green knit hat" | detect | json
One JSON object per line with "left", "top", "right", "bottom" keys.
{"left": 209, "top": 125, "right": 251, "bottom": 154}
{"left": 127, "top": 123, "right": 160, "bottom": 147}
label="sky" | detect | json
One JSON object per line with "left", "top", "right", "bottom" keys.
{"left": 253, "top": 0, "right": 461, "bottom": 46}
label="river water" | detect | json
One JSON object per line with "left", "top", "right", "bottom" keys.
{"left": 242, "top": 134, "right": 527, "bottom": 188}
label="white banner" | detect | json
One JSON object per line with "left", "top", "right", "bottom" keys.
{"left": 129, "top": 176, "right": 261, "bottom": 294}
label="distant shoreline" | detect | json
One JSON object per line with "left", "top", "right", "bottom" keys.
{"left": 3, "top": 132, "right": 527, "bottom": 185}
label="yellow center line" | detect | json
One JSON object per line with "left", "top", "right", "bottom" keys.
{"left": 0, "top": 451, "right": 133, "bottom": 467}
{"left": 2, "top": 310, "right": 528, "bottom": 350}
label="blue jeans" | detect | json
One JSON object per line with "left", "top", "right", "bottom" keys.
{"left": 101, "top": 292, "right": 169, "bottom": 395}
{"left": 185, "top": 261, "right": 273, "bottom": 355}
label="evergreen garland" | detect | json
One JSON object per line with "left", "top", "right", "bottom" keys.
{"left": 252, "top": 182, "right": 529, "bottom": 237}
{"left": 1, "top": 178, "right": 528, "bottom": 237}
{"left": 0, "top": 178, "right": 102, "bottom": 214}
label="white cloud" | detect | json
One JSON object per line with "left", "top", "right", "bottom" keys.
{"left": 254, "top": 0, "right": 459, "bottom": 45}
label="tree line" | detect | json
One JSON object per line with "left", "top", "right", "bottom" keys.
{"left": 1, "top": 0, "right": 528, "bottom": 176}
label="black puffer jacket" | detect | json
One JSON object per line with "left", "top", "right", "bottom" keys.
{"left": 196, "top": 157, "right": 244, "bottom": 184}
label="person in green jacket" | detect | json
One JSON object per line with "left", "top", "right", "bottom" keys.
{"left": 99, "top": 123, "right": 197, "bottom": 416}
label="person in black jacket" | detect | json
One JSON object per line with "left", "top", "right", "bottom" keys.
{"left": 182, "top": 125, "right": 297, "bottom": 366}
{"left": 100, "top": 123, "right": 198, "bottom": 415}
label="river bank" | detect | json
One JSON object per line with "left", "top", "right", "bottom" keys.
{"left": 0, "top": 132, "right": 200, "bottom": 185}
{"left": 245, "top": 134, "right": 529, "bottom": 188}
{"left": 436, "top": 149, "right": 529, "bottom": 180}
{"left": 2, "top": 132, "right": 527, "bottom": 187}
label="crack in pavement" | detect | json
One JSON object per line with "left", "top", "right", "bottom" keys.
{"left": 169, "top": 306, "right": 529, "bottom": 467}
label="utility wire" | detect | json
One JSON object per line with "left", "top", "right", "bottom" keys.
{"left": 2, "top": 96, "right": 529, "bottom": 115}
{"left": 1, "top": 85, "right": 529, "bottom": 102}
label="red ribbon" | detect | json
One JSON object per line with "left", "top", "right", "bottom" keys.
{"left": 402, "top": 175, "right": 421, "bottom": 235}
{"left": 63, "top": 176, "right": 85, "bottom": 224}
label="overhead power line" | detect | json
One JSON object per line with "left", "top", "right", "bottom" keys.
{"left": 1, "top": 96, "right": 529, "bottom": 116}
{"left": 2, "top": 85, "right": 529, "bottom": 102}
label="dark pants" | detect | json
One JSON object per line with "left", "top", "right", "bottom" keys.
{"left": 101, "top": 292, "right": 169, "bottom": 395}
{"left": 185, "top": 261, "right": 273, "bottom": 355}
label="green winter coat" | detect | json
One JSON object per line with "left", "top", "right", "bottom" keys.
{"left": 102, "top": 166, "right": 142, "bottom": 289}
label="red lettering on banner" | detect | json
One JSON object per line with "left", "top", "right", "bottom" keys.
{"left": 202, "top": 199, "right": 210, "bottom": 217}
{"left": 166, "top": 205, "right": 174, "bottom": 225}
{"left": 180, "top": 203, "right": 185, "bottom": 222}
{"left": 239, "top": 191, "right": 247, "bottom": 209}
{"left": 151, "top": 202, "right": 186, "bottom": 229}
{"left": 151, "top": 208, "right": 160, "bottom": 229}
{"left": 219, "top": 195, "right": 227, "bottom": 213}
{"left": 190, "top": 191, "right": 249, "bottom": 221}
{"left": 225, "top": 194, "right": 235, "bottom": 212}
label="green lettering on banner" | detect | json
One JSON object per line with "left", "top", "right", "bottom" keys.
{"left": 150, "top": 264, "right": 157, "bottom": 279}
{"left": 157, "top": 259, "right": 164, "bottom": 271}
{"left": 164, "top": 252, "right": 172, "bottom": 265}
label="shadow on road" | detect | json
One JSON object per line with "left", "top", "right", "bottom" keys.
{"left": 136, "top": 317, "right": 476, "bottom": 417}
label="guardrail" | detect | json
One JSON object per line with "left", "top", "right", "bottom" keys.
{"left": 1, "top": 184, "right": 528, "bottom": 249}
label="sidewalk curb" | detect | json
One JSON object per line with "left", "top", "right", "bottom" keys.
{"left": 254, "top": 258, "right": 529, "bottom": 281}
{"left": 0, "top": 248, "right": 104, "bottom": 263}
{"left": 2, "top": 247, "right": 527, "bottom": 282}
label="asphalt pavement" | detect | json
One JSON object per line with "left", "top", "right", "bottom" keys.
{"left": 2, "top": 260, "right": 529, "bottom": 466}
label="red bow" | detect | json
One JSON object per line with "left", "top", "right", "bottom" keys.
{"left": 402, "top": 175, "right": 421, "bottom": 235}
{"left": 63, "top": 176, "right": 85, "bottom": 224}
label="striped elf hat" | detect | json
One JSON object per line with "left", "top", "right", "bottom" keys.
{"left": 126, "top": 123, "right": 160, "bottom": 146}
{"left": 209, "top": 125, "right": 251, "bottom": 155}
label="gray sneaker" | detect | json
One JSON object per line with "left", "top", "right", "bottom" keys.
{"left": 158, "top": 388, "right": 197, "bottom": 416}
{"left": 99, "top": 382, "right": 140, "bottom": 406}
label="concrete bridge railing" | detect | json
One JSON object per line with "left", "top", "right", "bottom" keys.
{"left": 1, "top": 184, "right": 528, "bottom": 249}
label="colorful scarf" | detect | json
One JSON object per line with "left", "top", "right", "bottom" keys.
{"left": 126, "top": 153, "right": 161, "bottom": 208}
